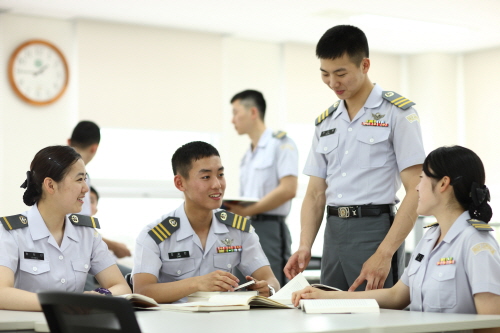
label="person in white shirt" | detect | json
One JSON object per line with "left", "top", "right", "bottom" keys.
{"left": 292, "top": 146, "right": 500, "bottom": 318}
{"left": 0, "top": 145, "right": 130, "bottom": 311}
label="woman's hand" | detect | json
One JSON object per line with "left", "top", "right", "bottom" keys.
{"left": 292, "top": 286, "right": 332, "bottom": 307}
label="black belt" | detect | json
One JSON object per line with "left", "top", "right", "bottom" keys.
{"left": 252, "top": 214, "right": 286, "bottom": 222}
{"left": 327, "top": 205, "right": 394, "bottom": 218}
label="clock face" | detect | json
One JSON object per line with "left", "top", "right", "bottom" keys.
{"left": 8, "top": 40, "right": 69, "bottom": 106}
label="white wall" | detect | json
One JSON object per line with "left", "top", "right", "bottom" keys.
{"left": 0, "top": 14, "right": 77, "bottom": 215}
{"left": 1, "top": 13, "right": 498, "bottom": 225}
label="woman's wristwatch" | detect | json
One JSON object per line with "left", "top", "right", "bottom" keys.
{"left": 268, "top": 285, "right": 275, "bottom": 296}
{"left": 94, "top": 288, "right": 112, "bottom": 296}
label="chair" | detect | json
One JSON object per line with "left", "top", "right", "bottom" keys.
{"left": 38, "top": 291, "right": 142, "bottom": 333}
{"left": 125, "top": 273, "right": 133, "bottom": 291}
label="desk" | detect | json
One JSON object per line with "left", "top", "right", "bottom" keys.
{"left": 2, "top": 308, "right": 500, "bottom": 333}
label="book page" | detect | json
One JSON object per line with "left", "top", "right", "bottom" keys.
{"left": 300, "top": 299, "right": 379, "bottom": 313}
{"left": 116, "top": 294, "right": 159, "bottom": 308}
{"left": 269, "top": 272, "right": 310, "bottom": 304}
{"left": 207, "top": 295, "right": 254, "bottom": 305}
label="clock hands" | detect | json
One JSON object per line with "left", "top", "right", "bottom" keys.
{"left": 34, "top": 64, "right": 48, "bottom": 76}
{"left": 16, "top": 64, "right": 49, "bottom": 76}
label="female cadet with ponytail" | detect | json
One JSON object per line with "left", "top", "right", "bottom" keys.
{"left": 0, "top": 146, "right": 131, "bottom": 311}
{"left": 292, "top": 146, "right": 500, "bottom": 318}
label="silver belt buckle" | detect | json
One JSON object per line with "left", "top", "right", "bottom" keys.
{"left": 338, "top": 206, "right": 350, "bottom": 218}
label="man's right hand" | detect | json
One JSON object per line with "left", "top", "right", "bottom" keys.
{"left": 284, "top": 246, "right": 312, "bottom": 280}
{"left": 197, "top": 270, "right": 240, "bottom": 292}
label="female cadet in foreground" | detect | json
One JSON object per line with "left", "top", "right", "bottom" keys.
{"left": 292, "top": 146, "right": 500, "bottom": 319}
{"left": 0, "top": 146, "right": 131, "bottom": 311}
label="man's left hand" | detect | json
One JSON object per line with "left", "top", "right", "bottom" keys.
{"left": 245, "top": 276, "right": 271, "bottom": 297}
{"left": 349, "top": 252, "right": 391, "bottom": 291}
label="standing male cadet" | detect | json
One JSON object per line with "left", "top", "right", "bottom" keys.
{"left": 68, "top": 121, "right": 132, "bottom": 290}
{"left": 284, "top": 25, "right": 425, "bottom": 291}
{"left": 226, "top": 90, "right": 298, "bottom": 286}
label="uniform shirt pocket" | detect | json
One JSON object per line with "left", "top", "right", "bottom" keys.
{"left": 425, "top": 265, "right": 457, "bottom": 310}
{"left": 162, "top": 258, "right": 196, "bottom": 278}
{"left": 356, "top": 128, "right": 390, "bottom": 168}
{"left": 316, "top": 132, "right": 339, "bottom": 155}
{"left": 18, "top": 259, "right": 51, "bottom": 292}
{"left": 72, "top": 258, "right": 91, "bottom": 290}
{"left": 213, "top": 252, "right": 241, "bottom": 272}
{"left": 20, "top": 259, "right": 50, "bottom": 275}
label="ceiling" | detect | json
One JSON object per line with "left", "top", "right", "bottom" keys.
{"left": 1, "top": 0, "right": 499, "bottom": 54}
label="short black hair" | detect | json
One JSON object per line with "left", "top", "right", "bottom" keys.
{"left": 70, "top": 121, "right": 101, "bottom": 149}
{"left": 423, "top": 145, "right": 492, "bottom": 222}
{"left": 316, "top": 25, "right": 369, "bottom": 66}
{"left": 230, "top": 90, "right": 266, "bottom": 121}
{"left": 171, "top": 141, "right": 220, "bottom": 178}
{"left": 90, "top": 186, "right": 99, "bottom": 201}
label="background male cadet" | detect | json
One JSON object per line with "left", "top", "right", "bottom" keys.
{"left": 68, "top": 121, "right": 132, "bottom": 290}
{"left": 225, "top": 90, "right": 298, "bottom": 286}
{"left": 284, "top": 25, "right": 425, "bottom": 291}
{"left": 132, "top": 141, "right": 279, "bottom": 303}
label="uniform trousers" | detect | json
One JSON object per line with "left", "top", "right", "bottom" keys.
{"left": 321, "top": 213, "right": 405, "bottom": 291}
{"left": 235, "top": 217, "right": 291, "bottom": 286}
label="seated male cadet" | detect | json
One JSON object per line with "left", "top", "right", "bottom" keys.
{"left": 133, "top": 141, "right": 279, "bottom": 303}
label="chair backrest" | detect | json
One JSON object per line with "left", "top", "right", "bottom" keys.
{"left": 38, "top": 291, "right": 142, "bottom": 333}
{"left": 125, "top": 273, "right": 133, "bottom": 291}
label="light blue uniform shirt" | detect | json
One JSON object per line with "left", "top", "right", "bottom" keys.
{"left": 0, "top": 204, "right": 115, "bottom": 293}
{"left": 133, "top": 203, "right": 270, "bottom": 295}
{"left": 303, "top": 84, "right": 425, "bottom": 205}
{"left": 240, "top": 128, "right": 299, "bottom": 216}
{"left": 401, "top": 211, "right": 500, "bottom": 313}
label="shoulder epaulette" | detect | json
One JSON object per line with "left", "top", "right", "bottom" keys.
{"left": 382, "top": 91, "right": 415, "bottom": 110}
{"left": 467, "top": 219, "right": 494, "bottom": 232}
{"left": 69, "top": 214, "right": 100, "bottom": 229}
{"left": 148, "top": 217, "right": 180, "bottom": 244}
{"left": 215, "top": 210, "right": 252, "bottom": 233}
{"left": 423, "top": 222, "right": 438, "bottom": 228}
{"left": 1, "top": 214, "right": 29, "bottom": 231}
{"left": 272, "top": 131, "right": 287, "bottom": 139}
{"left": 315, "top": 100, "right": 340, "bottom": 126}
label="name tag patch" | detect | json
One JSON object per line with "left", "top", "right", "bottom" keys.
{"left": 415, "top": 253, "right": 424, "bottom": 262}
{"left": 168, "top": 251, "right": 190, "bottom": 259}
{"left": 24, "top": 252, "right": 44, "bottom": 260}
{"left": 320, "top": 128, "right": 336, "bottom": 137}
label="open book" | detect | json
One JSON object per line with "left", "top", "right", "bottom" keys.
{"left": 187, "top": 290, "right": 258, "bottom": 303}
{"left": 299, "top": 299, "right": 380, "bottom": 314}
{"left": 117, "top": 294, "right": 160, "bottom": 310}
{"left": 269, "top": 272, "right": 342, "bottom": 305}
{"left": 161, "top": 293, "right": 293, "bottom": 312}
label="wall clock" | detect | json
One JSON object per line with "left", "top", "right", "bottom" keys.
{"left": 8, "top": 40, "right": 69, "bottom": 106}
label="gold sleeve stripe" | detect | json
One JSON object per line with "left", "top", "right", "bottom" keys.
{"left": 241, "top": 217, "right": 247, "bottom": 231}
{"left": 151, "top": 228, "right": 164, "bottom": 242}
{"left": 155, "top": 225, "right": 167, "bottom": 239}
{"left": 232, "top": 214, "right": 238, "bottom": 228}
{"left": 90, "top": 217, "right": 96, "bottom": 228}
{"left": 158, "top": 223, "right": 171, "bottom": 236}
{"left": 472, "top": 224, "right": 492, "bottom": 228}
{"left": 236, "top": 215, "right": 242, "bottom": 229}
{"left": 317, "top": 114, "right": 322, "bottom": 123}
{"left": 399, "top": 100, "right": 413, "bottom": 107}
{"left": 2, "top": 217, "right": 12, "bottom": 230}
